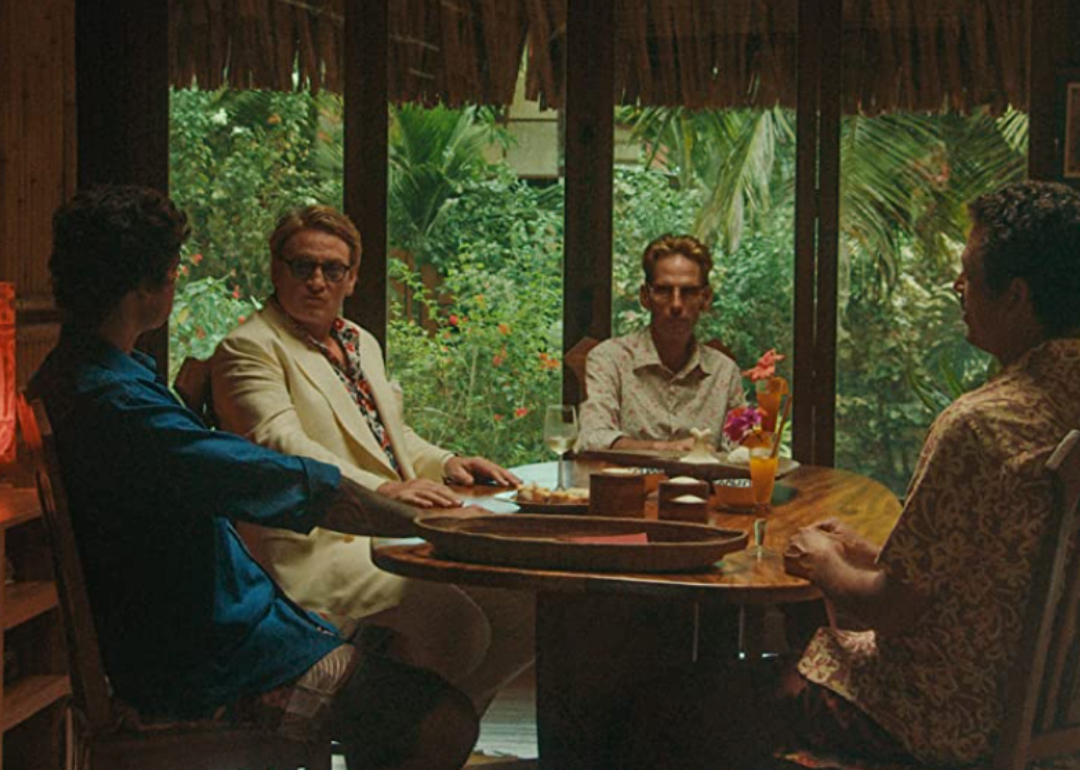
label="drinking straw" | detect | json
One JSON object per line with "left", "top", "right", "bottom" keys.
{"left": 771, "top": 394, "right": 794, "bottom": 459}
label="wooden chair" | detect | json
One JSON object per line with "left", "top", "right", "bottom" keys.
{"left": 173, "top": 356, "right": 216, "bottom": 426}
{"left": 563, "top": 337, "right": 600, "bottom": 406}
{"left": 563, "top": 335, "right": 739, "bottom": 404}
{"left": 781, "top": 429, "right": 1080, "bottom": 770}
{"left": 15, "top": 394, "right": 332, "bottom": 770}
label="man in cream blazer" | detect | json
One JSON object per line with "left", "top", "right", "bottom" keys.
{"left": 211, "top": 205, "right": 532, "bottom": 712}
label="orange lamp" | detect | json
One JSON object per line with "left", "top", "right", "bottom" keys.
{"left": 0, "top": 283, "right": 15, "bottom": 464}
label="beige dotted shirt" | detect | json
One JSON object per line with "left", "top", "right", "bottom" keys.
{"left": 798, "top": 336, "right": 1080, "bottom": 765}
{"left": 575, "top": 328, "right": 746, "bottom": 451}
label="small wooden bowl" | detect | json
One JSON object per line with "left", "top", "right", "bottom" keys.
{"left": 658, "top": 494, "right": 710, "bottom": 524}
{"left": 589, "top": 468, "right": 647, "bottom": 518}
{"left": 713, "top": 478, "right": 755, "bottom": 510}
{"left": 658, "top": 476, "right": 711, "bottom": 507}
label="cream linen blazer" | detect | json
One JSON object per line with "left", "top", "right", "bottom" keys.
{"left": 210, "top": 302, "right": 452, "bottom": 621}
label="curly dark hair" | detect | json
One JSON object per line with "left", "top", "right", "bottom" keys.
{"left": 970, "top": 181, "right": 1080, "bottom": 337}
{"left": 50, "top": 186, "right": 190, "bottom": 327}
{"left": 641, "top": 234, "right": 713, "bottom": 285}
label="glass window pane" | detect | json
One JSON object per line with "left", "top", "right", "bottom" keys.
{"left": 835, "top": 2, "right": 1028, "bottom": 493}
{"left": 611, "top": 0, "right": 799, "bottom": 453}
{"left": 168, "top": 87, "right": 343, "bottom": 376}
{"left": 385, "top": 6, "right": 566, "bottom": 469}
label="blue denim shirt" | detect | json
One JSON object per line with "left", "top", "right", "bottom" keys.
{"left": 32, "top": 331, "right": 343, "bottom": 718}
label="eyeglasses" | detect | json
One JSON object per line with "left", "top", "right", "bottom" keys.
{"left": 647, "top": 284, "right": 709, "bottom": 302}
{"left": 281, "top": 258, "right": 352, "bottom": 284}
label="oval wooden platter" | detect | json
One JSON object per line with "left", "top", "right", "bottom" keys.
{"left": 414, "top": 514, "right": 749, "bottom": 573}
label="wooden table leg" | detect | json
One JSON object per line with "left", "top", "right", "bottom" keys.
{"left": 534, "top": 591, "right": 698, "bottom": 770}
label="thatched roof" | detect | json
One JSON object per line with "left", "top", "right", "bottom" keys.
{"left": 168, "top": 0, "right": 1029, "bottom": 114}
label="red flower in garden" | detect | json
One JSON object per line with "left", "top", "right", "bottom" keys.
{"left": 514, "top": 407, "right": 529, "bottom": 419}
{"left": 190, "top": 253, "right": 204, "bottom": 265}
{"left": 231, "top": 287, "right": 241, "bottom": 300}
{"left": 449, "top": 314, "right": 459, "bottom": 327}
{"left": 238, "top": 316, "right": 247, "bottom": 325}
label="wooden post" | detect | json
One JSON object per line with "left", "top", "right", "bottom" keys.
{"left": 792, "top": 0, "right": 840, "bottom": 467}
{"left": 814, "top": 0, "right": 842, "bottom": 467}
{"left": 792, "top": 0, "right": 821, "bottom": 465}
{"left": 563, "top": 0, "right": 615, "bottom": 405}
{"left": 76, "top": 0, "right": 170, "bottom": 368}
{"left": 344, "top": 0, "right": 390, "bottom": 347}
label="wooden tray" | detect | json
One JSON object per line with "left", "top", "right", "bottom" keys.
{"left": 494, "top": 491, "right": 589, "bottom": 514}
{"left": 414, "top": 514, "right": 748, "bottom": 573}
{"left": 579, "top": 448, "right": 800, "bottom": 481}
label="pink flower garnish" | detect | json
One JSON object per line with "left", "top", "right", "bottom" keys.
{"left": 742, "top": 349, "right": 786, "bottom": 382}
{"left": 723, "top": 406, "right": 763, "bottom": 444}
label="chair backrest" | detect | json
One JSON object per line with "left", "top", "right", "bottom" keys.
{"left": 174, "top": 356, "right": 216, "bottom": 426}
{"left": 993, "top": 429, "right": 1080, "bottom": 770}
{"left": 16, "top": 394, "right": 116, "bottom": 735}
{"left": 703, "top": 337, "right": 737, "bottom": 364}
{"left": 563, "top": 335, "right": 738, "bottom": 405}
{"left": 563, "top": 337, "right": 599, "bottom": 405}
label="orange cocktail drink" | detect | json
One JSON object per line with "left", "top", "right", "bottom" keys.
{"left": 756, "top": 380, "right": 783, "bottom": 433}
{"left": 749, "top": 444, "right": 778, "bottom": 505}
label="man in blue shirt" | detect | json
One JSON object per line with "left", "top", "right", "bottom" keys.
{"left": 32, "top": 185, "right": 478, "bottom": 770}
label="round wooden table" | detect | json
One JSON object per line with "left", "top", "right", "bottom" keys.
{"left": 372, "top": 460, "right": 901, "bottom": 770}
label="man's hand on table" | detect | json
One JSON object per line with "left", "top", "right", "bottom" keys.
{"left": 443, "top": 456, "right": 522, "bottom": 487}
{"left": 377, "top": 478, "right": 463, "bottom": 509}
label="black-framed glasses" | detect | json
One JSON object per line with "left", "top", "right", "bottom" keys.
{"left": 282, "top": 258, "right": 352, "bottom": 284}
{"left": 647, "top": 283, "right": 708, "bottom": 302}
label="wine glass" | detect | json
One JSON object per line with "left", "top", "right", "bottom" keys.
{"left": 543, "top": 405, "right": 579, "bottom": 490}
{"left": 749, "top": 517, "right": 777, "bottom": 560}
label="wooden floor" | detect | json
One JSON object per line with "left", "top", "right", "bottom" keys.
{"left": 470, "top": 667, "right": 538, "bottom": 763}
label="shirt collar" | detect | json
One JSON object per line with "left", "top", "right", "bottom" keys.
{"left": 269, "top": 295, "right": 347, "bottom": 351}
{"left": 1005, "top": 334, "right": 1080, "bottom": 382}
{"left": 629, "top": 327, "right": 713, "bottom": 378}
{"left": 58, "top": 326, "right": 160, "bottom": 383}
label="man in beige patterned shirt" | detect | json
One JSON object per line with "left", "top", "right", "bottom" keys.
{"left": 575, "top": 234, "right": 745, "bottom": 452}
{"left": 620, "top": 182, "right": 1080, "bottom": 769}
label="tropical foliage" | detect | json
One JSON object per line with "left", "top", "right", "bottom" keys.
{"left": 169, "top": 87, "right": 1024, "bottom": 492}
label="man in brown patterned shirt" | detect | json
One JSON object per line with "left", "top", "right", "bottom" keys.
{"left": 576, "top": 234, "right": 745, "bottom": 452}
{"left": 621, "top": 182, "right": 1080, "bottom": 769}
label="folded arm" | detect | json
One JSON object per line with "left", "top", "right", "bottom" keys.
{"left": 321, "top": 476, "right": 420, "bottom": 538}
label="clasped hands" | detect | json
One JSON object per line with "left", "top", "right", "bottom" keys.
{"left": 784, "top": 518, "right": 879, "bottom": 581}
{"left": 377, "top": 456, "right": 521, "bottom": 509}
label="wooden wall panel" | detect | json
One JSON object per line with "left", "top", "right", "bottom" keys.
{"left": 0, "top": 0, "right": 74, "bottom": 387}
